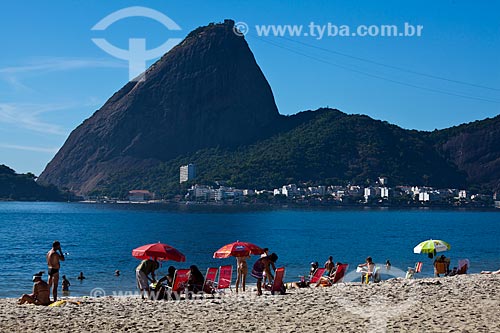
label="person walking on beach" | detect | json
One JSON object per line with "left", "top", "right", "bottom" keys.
{"left": 236, "top": 255, "right": 250, "bottom": 293}
{"left": 251, "top": 253, "right": 278, "bottom": 296}
{"left": 46, "top": 241, "right": 65, "bottom": 302}
{"left": 18, "top": 272, "right": 51, "bottom": 305}
{"left": 135, "top": 259, "right": 159, "bottom": 299}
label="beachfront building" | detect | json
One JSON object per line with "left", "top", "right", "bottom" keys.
{"left": 458, "top": 190, "right": 468, "bottom": 199}
{"left": 128, "top": 190, "right": 154, "bottom": 202}
{"left": 364, "top": 187, "right": 381, "bottom": 202}
{"left": 378, "top": 177, "right": 388, "bottom": 185}
{"left": 179, "top": 164, "right": 196, "bottom": 183}
{"left": 243, "top": 189, "right": 255, "bottom": 196}
{"left": 282, "top": 184, "right": 299, "bottom": 197}
{"left": 419, "top": 192, "right": 430, "bottom": 202}
{"left": 380, "top": 187, "right": 389, "bottom": 199}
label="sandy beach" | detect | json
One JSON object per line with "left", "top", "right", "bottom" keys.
{"left": 2, "top": 274, "right": 499, "bottom": 333}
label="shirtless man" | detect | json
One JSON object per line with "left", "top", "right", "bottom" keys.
{"left": 46, "top": 241, "right": 65, "bottom": 302}
{"left": 18, "top": 272, "right": 51, "bottom": 305}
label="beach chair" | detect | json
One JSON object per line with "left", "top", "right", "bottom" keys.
{"left": 168, "top": 268, "right": 190, "bottom": 300}
{"left": 457, "top": 259, "right": 469, "bottom": 275}
{"left": 268, "top": 267, "right": 286, "bottom": 295}
{"left": 203, "top": 267, "right": 219, "bottom": 294}
{"left": 214, "top": 265, "right": 232, "bottom": 293}
{"left": 309, "top": 267, "right": 326, "bottom": 284}
{"left": 406, "top": 262, "right": 423, "bottom": 279}
{"left": 331, "top": 264, "right": 349, "bottom": 284}
{"left": 363, "top": 266, "right": 381, "bottom": 284}
{"left": 434, "top": 261, "right": 448, "bottom": 277}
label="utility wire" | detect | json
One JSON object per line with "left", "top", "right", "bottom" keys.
{"left": 278, "top": 35, "right": 500, "bottom": 92}
{"left": 249, "top": 36, "right": 500, "bottom": 104}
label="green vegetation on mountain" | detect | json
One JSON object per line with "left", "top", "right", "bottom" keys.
{"left": 0, "top": 165, "right": 63, "bottom": 201}
{"left": 91, "top": 109, "right": 471, "bottom": 198}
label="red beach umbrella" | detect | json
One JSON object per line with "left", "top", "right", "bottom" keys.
{"left": 132, "top": 242, "right": 186, "bottom": 262}
{"left": 213, "top": 241, "right": 264, "bottom": 259}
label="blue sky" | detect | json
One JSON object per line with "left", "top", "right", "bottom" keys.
{"left": 1, "top": 0, "right": 499, "bottom": 175}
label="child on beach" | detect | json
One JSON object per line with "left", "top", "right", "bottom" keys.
{"left": 61, "top": 275, "right": 70, "bottom": 291}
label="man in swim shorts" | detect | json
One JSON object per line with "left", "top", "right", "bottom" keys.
{"left": 46, "top": 241, "right": 65, "bottom": 302}
{"left": 136, "top": 259, "right": 159, "bottom": 299}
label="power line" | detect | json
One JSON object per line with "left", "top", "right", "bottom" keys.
{"left": 249, "top": 36, "right": 500, "bottom": 104}
{"left": 277, "top": 36, "right": 500, "bottom": 92}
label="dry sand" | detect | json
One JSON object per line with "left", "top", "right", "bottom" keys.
{"left": 2, "top": 274, "right": 499, "bottom": 333}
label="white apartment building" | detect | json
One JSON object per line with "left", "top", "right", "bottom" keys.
{"left": 179, "top": 164, "right": 196, "bottom": 183}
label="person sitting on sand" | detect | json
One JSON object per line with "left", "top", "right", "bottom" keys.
{"left": 236, "top": 255, "right": 250, "bottom": 293}
{"left": 187, "top": 265, "right": 204, "bottom": 294}
{"left": 481, "top": 269, "right": 500, "bottom": 274}
{"left": 358, "top": 256, "right": 376, "bottom": 283}
{"left": 61, "top": 275, "right": 70, "bottom": 292}
{"left": 252, "top": 253, "right": 278, "bottom": 296}
{"left": 77, "top": 272, "right": 86, "bottom": 280}
{"left": 325, "top": 256, "right": 335, "bottom": 275}
{"left": 18, "top": 272, "right": 51, "bottom": 306}
{"left": 135, "top": 259, "right": 159, "bottom": 299}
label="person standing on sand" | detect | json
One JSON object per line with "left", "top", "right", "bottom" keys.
{"left": 18, "top": 272, "right": 51, "bottom": 305}
{"left": 135, "top": 259, "right": 159, "bottom": 299}
{"left": 236, "top": 255, "right": 250, "bottom": 293}
{"left": 251, "top": 253, "right": 278, "bottom": 296}
{"left": 261, "top": 248, "right": 276, "bottom": 285}
{"left": 46, "top": 241, "right": 65, "bottom": 302}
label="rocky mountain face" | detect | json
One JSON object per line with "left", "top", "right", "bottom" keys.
{"left": 38, "top": 20, "right": 500, "bottom": 195}
{"left": 38, "top": 20, "right": 280, "bottom": 193}
{"left": 429, "top": 115, "right": 500, "bottom": 191}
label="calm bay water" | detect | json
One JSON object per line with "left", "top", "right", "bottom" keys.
{"left": 0, "top": 202, "right": 498, "bottom": 298}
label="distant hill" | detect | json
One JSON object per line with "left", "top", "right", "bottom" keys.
{"left": 38, "top": 20, "right": 500, "bottom": 197}
{"left": 0, "top": 165, "right": 63, "bottom": 201}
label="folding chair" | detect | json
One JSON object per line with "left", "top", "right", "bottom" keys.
{"left": 167, "top": 268, "right": 190, "bottom": 300}
{"left": 203, "top": 267, "right": 219, "bottom": 294}
{"left": 457, "top": 259, "right": 469, "bottom": 274}
{"left": 363, "top": 266, "right": 380, "bottom": 284}
{"left": 331, "top": 264, "right": 349, "bottom": 284}
{"left": 215, "top": 265, "right": 233, "bottom": 293}
{"left": 270, "top": 267, "right": 286, "bottom": 295}
{"left": 406, "top": 262, "right": 423, "bottom": 279}
{"left": 309, "top": 268, "right": 326, "bottom": 284}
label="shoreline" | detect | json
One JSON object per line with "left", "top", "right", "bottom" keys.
{"left": 3, "top": 274, "right": 499, "bottom": 332}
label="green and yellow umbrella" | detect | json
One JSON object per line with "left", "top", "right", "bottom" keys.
{"left": 413, "top": 239, "right": 451, "bottom": 254}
